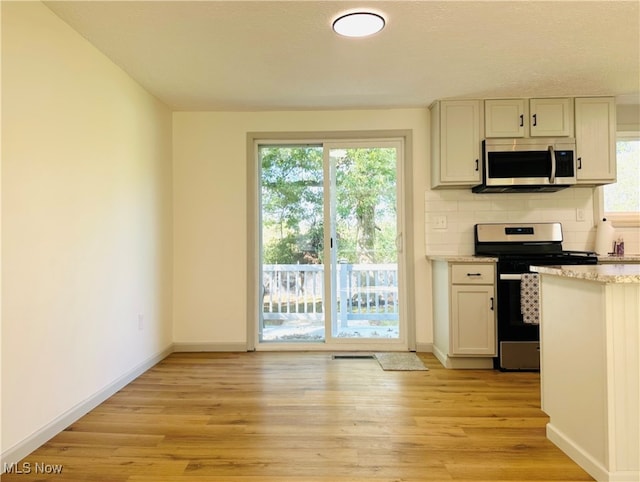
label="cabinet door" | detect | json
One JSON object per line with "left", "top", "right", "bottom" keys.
{"left": 485, "top": 99, "right": 527, "bottom": 138}
{"left": 436, "top": 100, "right": 482, "bottom": 186}
{"left": 450, "top": 285, "right": 496, "bottom": 356}
{"left": 529, "top": 98, "right": 574, "bottom": 137}
{"left": 575, "top": 97, "right": 616, "bottom": 184}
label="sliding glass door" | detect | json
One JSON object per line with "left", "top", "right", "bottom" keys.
{"left": 327, "top": 144, "right": 400, "bottom": 340}
{"left": 258, "top": 139, "right": 405, "bottom": 349}
{"left": 259, "top": 145, "right": 326, "bottom": 342}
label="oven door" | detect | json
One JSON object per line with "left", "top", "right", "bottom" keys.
{"left": 496, "top": 271, "right": 540, "bottom": 370}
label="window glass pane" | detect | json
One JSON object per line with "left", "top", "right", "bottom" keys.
{"left": 604, "top": 139, "right": 640, "bottom": 213}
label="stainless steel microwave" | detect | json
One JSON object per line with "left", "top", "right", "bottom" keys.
{"left": 472, "top": 138, "right": 577, "bottom": 193}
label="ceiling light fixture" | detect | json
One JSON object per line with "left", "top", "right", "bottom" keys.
{"left": 332, "top": 12, "right": 385, "bottom": 38}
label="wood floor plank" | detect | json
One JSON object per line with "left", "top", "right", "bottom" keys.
{"left": 1, "top": 352, "right": 593, "bottom": 481}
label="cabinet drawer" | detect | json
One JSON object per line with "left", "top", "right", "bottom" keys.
{"left": 451, "top": 264, "right": 495, "bottom": 284}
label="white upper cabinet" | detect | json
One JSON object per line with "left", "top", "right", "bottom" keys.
{"left": 574, "top": 97, "right": 617, "bottom": 184}
{"left": 433, "top": 95, "right": 615, "bottom": 188}
{"left": 485, "top": 99, "right": 527, "bottom": 137}
{"left": 485, "top": 98, "right": 574, "bottom": 138}
{"left": 529, "top": 98, "right": 574, "bottom": 137}
{"left": 431, "top": 100, "right": 483, "bottom": 188}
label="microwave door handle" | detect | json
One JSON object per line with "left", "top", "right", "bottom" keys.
{"left": 548, "top": 145, "right": 556, "bottom": 184}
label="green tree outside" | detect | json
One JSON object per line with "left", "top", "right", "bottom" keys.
{"left": 260, "top": 145, "right": 397, "bottom": 265}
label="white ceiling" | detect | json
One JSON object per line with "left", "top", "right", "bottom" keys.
{"left": 44, "top": 1, "right": 640, "bottom": 111}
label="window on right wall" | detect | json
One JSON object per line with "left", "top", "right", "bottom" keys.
{"left": 601, "top": 132, "right": 640, "bottom": 227}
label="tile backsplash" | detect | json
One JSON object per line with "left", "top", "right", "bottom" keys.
{"left": 425, "top": 187, "right": 598, "bottom": 255}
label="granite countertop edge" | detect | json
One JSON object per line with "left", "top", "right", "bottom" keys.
{"left": 532, "top": 265, "right": 640, "bottom": 284}
{"left": 426, "top": 255, "right": 498, "bottom": 263}
{"left": 597, "top": 255, "right": 640, "bottom": 263}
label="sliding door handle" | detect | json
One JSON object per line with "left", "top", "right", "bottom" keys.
{"left": 395, "top": 233, "right": 403, "bottom": 253}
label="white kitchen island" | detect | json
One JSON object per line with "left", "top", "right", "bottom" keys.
{"left": 532, "top": 264, "right": 640, "bottom": 482}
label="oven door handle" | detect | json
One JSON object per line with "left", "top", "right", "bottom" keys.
{"left": 499, "top": 274, "right": 523, "bottom": 281}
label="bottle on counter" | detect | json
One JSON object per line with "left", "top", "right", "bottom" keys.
{"left": 616, "top": 237, "right": 625, "bottom": 256}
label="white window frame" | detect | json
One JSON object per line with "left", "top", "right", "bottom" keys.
{"left": 596, "top": 131, "right": 640, "bottom": 228}
{"left": 246, "top": 130, "right": 415, "bottom": 352}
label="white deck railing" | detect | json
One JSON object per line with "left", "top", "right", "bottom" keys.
{"left": 262, "top": 263, "right": 398, "bottom": 327}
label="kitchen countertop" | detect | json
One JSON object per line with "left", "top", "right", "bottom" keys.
{"left": 532, "top": 264, "right": 640, "bottom": 283}
{"left": 426, "top": 255, "right": 498, "bottom": 263}
{"left": 426, "top": 255, "right": 640, "bottom": 265}
{"left": 597, "top": 254, "right": 640, "bottom": 263}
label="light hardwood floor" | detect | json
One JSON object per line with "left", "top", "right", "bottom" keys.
{"left": 4, "top": 352, "right": 593, "bottom": 481}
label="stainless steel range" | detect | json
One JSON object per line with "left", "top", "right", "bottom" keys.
{"left": 474, "top": 222, "right": 598, "bottom": 370}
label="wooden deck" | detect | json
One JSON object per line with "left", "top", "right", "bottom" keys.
{"left": 3, "top": 352, "right": 593, "bottom": 481}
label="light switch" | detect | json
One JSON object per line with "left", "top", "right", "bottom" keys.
{"left": 434, "top": 215, "right": 447, "bottom": 229}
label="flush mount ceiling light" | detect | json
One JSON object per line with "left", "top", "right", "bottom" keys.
{"left": 332, "top": 12, "right": 386, "bottom": 38}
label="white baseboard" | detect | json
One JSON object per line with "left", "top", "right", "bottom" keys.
{"left": 546, "top": 423, "right": 610, "bottom": 482}
{"left": 415, "top": 343, "right": 433, "bottom": 353}
{"left": 547, "top": 422, "right": 640, "bottom": 481}
{"left": 431, "top": 344, "right": 494, "bottom": 369}
{"left": 172, "top": 342, "right": 248, "bottom": 352}
{"left": 0, "top": 344, "right": 173, "bottom": 471}
{"left": 432, "top": 344, "right": 448, "bottom": 367}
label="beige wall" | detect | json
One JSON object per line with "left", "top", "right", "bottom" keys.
{"left": 172, "top": 110, "right": 431, "bottom": 348}
{"left": 617, "top": 103, "right": 640, "bottom": 131}
{"left": 1, "top": 1, "right": 173, "bottom": 456}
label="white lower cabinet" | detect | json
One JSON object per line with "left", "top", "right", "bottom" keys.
{"left": 432, "top": 260, "right": 497, "bottom": 368}
{"left": 451, "top": 285, "right": 496, "bottom": 356}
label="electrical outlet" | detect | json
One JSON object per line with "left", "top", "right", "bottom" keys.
{"left": 434, "top": 215, "right": 447, "bottom": 229}
{"left": 576, "top": 208, "right": 585, "bottom": 222}
{"left": 138, "top": 314, "right": 144, "bottom": 331}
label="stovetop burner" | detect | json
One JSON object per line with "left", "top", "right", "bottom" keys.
{"left": 496, "top": 252, "right": 598, "bottom": 273}
{"left": 474, "top": 222, "right": 598, "bottom": 262}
